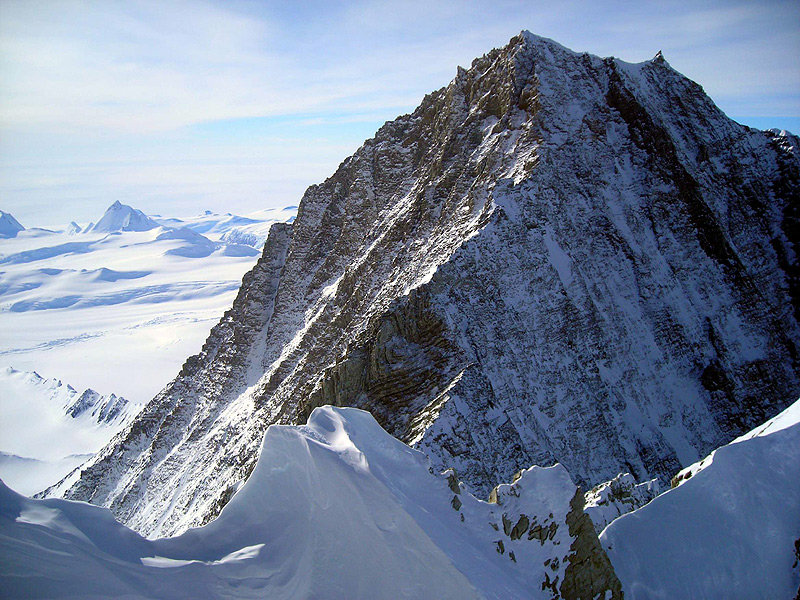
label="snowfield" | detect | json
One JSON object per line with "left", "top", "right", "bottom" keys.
{"left": 0, "top": 406, "right": 611, "bottom": 600}
{"left": 4, "top": 400, "right": 796, "bottom": 599}
{"left": 0, "top": 204, "right": 295, "bottom": 403}
{"left": 601, "top": 397, "right": 800, "bottom": 599}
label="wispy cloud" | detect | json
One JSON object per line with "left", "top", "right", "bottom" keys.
{"left": 0, "top": 0, "right": 798, "bottom": 226}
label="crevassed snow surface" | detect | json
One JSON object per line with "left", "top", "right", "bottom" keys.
{"left": 601, "top": 398, "right": 800, "bottom": 600}
{"left": 0, "top": 367, "right": 140, "bottom": 495}
{"left": 0, "top": 204, "right": 295, "bottom": 402}
{"left": 0, "top": 406, "right": 583, "bottom": 600}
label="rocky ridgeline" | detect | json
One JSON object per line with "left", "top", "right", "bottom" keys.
{"left": 53, "top": 31, "right": 799, "bottom": 538}
{"left": 584, "top": 473, "right": 661, "bottom": 534}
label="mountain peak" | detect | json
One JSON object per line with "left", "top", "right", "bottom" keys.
{"left": 91, "top": 202, "right": 158, "bottom": 233}
{"left": 652, "top": 49, "right": 668, "bottom": 65}
{"left": 59, "top": 32, "right": 800, "bottom": 544}
{"left": 0, "top": 210, "right": 25, "bottom": 238}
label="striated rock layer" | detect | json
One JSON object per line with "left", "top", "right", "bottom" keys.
{"left": 52, "top": 32, "right": 800, "bottom": 537}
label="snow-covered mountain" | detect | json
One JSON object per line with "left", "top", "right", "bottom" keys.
{"left": 90, "top": 200, "right": 159, "bottom": 233}
{"left": 0, "top": 203, "right": 295, "bottom": 402}
{"left": 0, "top": 367, "right": 140, "bottom": 496}
{"left": 55, "top": 32, "right": 799, "bottom": 538}
{"left": 0, "top": 210, "right": 24, "bottom": 238}
{"left": 601, "top": 397, "right": 800, "bottom": 599}
{"left": 2, "top": 406, "right": 621, "bottom": 599}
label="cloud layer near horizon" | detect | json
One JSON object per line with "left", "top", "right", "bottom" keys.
{"left": 1, "top": 0, "right": 798, "bottom": 226}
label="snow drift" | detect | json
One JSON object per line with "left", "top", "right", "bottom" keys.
{"left": 601, "top": 398, "right": 800, "bottom": 599}
{"left": 0, "top": 406, "right": 620, "bottom": 599}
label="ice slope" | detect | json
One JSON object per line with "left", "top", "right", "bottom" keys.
{"left": 0, "top": 406, "right": 620, "bottom": 599}
{"left": 601, "top": 398, "right": 800, "bottom": 599}
{"left": 0, "top": 211, "right": 24, "bottom": 239}
{"left": 0, "top": 204, "right": 295, "bottom": 402}
{"left": 0, "top": 367, "right": 140, "bottom": 495}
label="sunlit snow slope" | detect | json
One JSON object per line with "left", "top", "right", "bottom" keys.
{"left": 601, "top": 398, "right": 800, "bottom": 599}
{"left": 0, "top": 204, "right": 295, "bottom": 402}
{"left": 0, "top": 406, "right": 621, "bottom": 600}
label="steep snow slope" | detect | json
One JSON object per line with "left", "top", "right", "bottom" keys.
{"left": 0, "top": 367, "right": 140, "bottom": 495}
{"left": 601, "top": 398, "right": 800, "bottom": 599}
{"left": 1, "top": 407, "right": 620, "bottom": 600}
{"left": 59, "top": 32, "right": 799, "bottom": 537}
{"left": 0, "top": 204, "right": 295, "bottom": 401}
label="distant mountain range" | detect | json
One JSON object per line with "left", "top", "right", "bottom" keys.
{"left": 0, "top": 202, "right": 296, "bottom": 403}
{"left": 0, "top": 366, "right": 141, "bottom": 496}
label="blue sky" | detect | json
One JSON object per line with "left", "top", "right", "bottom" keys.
{"left": 1, "top": 0, "right": 799, "bottom": 228}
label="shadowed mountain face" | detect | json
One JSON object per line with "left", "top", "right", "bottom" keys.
{"left": 54, "top": 32, "right": 799, "bottom": 538}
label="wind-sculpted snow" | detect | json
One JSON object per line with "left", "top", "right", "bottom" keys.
{"left": 601, "top": 398, "right": 800, "bottom": 599}
{"left": 59, "top": 32, "right": 800, "bottom": 537}
{"left": 1, "top": 407, "right": 620, "bottom": 599}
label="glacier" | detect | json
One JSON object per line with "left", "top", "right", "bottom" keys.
{"left": 0, "top": 203, "right": 295, "bottom": 402}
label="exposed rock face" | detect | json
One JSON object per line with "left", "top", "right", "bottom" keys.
{"left": 584, "top": 473, "right": 660, "bottom": 534}
{"left": 55, "top": 32, "right": 800, "bottom": 537}
{"left": 562, "top": 488, "right": 623, "bottom": 600}
{"left": 65, "top": 389, "right": 131, "bottom": 424}
{"left": 486, "top": 464, "right": 622, "bottom": 600}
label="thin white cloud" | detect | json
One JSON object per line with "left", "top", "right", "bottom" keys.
{"left": 0, "top": 0, "right": 797, "bottom": 226}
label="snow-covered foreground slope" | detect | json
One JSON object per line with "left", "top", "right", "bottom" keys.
{"left": 0, "top": 406, "right": 621, "bottom": 600}
{"left": 0, "top": 204, "right": 295, "bottom": 402}
{"left": 601, "top": 398, "right": 800, "bottom": 599}
{"left": 0, "top": 367, "right": 140, "bottom": 495}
